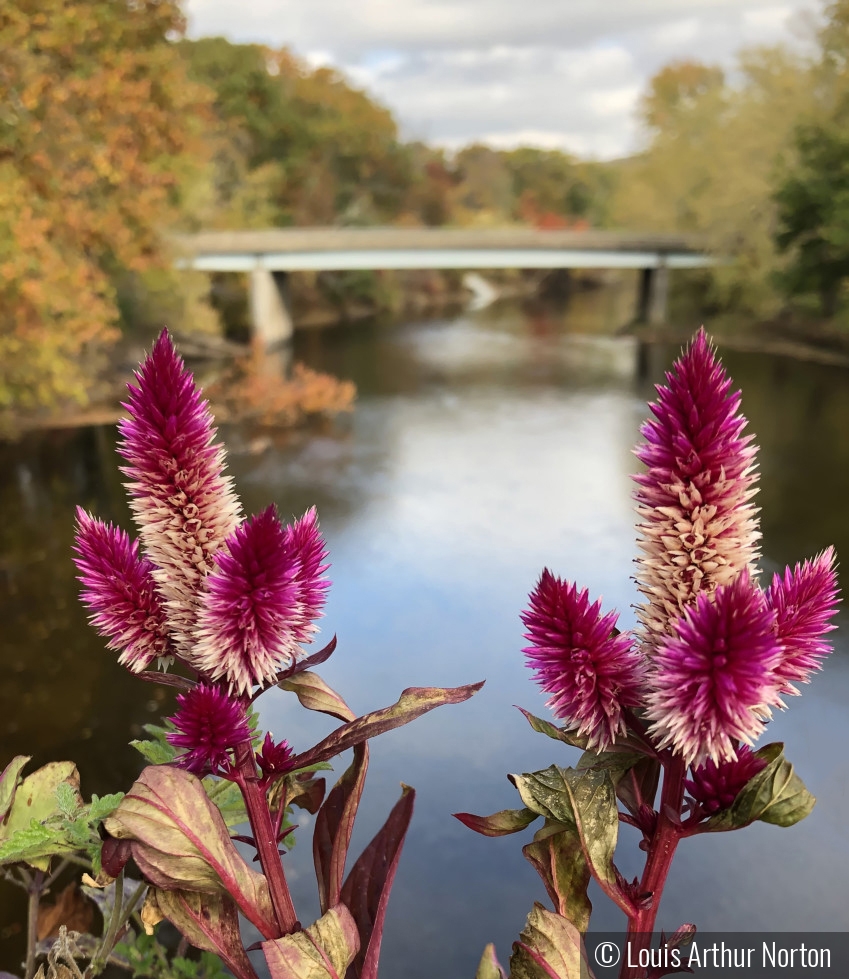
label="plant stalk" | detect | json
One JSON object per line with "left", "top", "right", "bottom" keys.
{"left": 23, "top": 869, "right": 43, "bottom": 979}
{"left": 233, "top": 742, "right": 298, "bottom": 937}
{"left": 620, "top": 755, "right": 686, "bottom": 979}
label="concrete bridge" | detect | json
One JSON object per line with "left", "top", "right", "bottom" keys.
{"left": 171, "top": 227, "right": 714, "bottom": 344}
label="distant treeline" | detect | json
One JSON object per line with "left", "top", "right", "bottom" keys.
{"left": 3, "top": 0, "right": 849, "bottom": 413}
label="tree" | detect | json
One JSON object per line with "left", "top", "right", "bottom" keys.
{"left": 774, "top": 121, "right": 849, "bottom": 315}
{"left": 0, "top": 0, "right": 210, "bottom": 416}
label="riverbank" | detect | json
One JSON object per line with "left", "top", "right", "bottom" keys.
{"left": 7, "top": 281, "right": 849, "bottom": 439}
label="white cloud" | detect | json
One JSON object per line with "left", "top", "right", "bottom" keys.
{"left": 184, "top": 0, "right": 822, "bottom": 159}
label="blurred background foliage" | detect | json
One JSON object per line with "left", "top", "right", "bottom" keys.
{"left": 4, "top": 0, "right": 849, "bottom": 416}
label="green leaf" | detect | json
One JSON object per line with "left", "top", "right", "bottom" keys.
{"left": 509, "top": 902, "right": 595, "bottom": 979}
{"left": 340, "top": 784, "right": 415, "bottom": 979}
{"left": 612, "top": 757, "right": 661, "bottom": 816}
{"left": 104, "top": 765, "right": 278, "bottom": 940}
{"left": 202, "top": 778, "right": 249, "bottom": 829}
{"left": 516, "top": 709, "right": 591, "bottom": 749}
{"left": 522, "top": 820, "right": 592, "bottom": 933}
{"left": 576, "top": 750, "right": 645, "bottom": 784}
{"left": 263, "top": 903, "right": 360, "bottom": 979}
{"left": 88, "top": 793, "right": 125, "bottom": 823}
{"left": 560, "top": 767, "right": 628, "bottom": 914}
{"left": 475, "top": 943, "right": 506, "bottom": 979}
{"left": 454, "top": 807, "right": 540, "bottom": 837}
{"left": 279, "top": 671, "right": 356, "bottom": 723}
{"left": 0, "top": 761, "right": 81, "bottom": 870}
{"left": 55, "top": 782, "right": 80, "bottom": 819}
{"left": 704, "top": 743, "right": 816, "bottom": 831}
{"left": 0, "top": 756, "right": 31, "bottom": 822}
{"left": 508, "top": 766, "right": 577, "bottom": 826}
{"left": 130, "top": 738, "right": 176, "bottom": 765}
{"left": 313, "top": 743, "right": 369, "bottom": 914}
{"left": 63, "top": 818, "right": 93, "bottom": 849}
{"left": 0, "top": 821, "right": 75, "bottom": 867}
{"left": 153, "top": 889, "right": 258, "bottom": 979}
{"left": 290, "top": 681, "right": 485, "bottom": 770}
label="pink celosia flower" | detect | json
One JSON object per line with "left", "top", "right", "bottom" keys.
{"left": 192, "top": 505, "right": 330, "bottom": 695}
{"left": 73, "top": 508, "right": 173, "bottom": 672}
{"left": 634, "top": 329, "right": 760, "bottom": 647}
{"left": 256, "top": 733, "right": 295, "bottom": 785}
{"left": 284, "top": 506, "right": 331, "bottom": 643}
{"left": 766, "top": 547, "right": 840, "bottom": 695}
{"left": 646, "top": 573, "right": 783, "bottom": 766}
{"left": 117, "top": 330, "right": 242, "bottom": 660}
{"left": 521, "top": 569, "right": 645, "bottom": 750}
{"left": 166, "top": 684, "right": 253, "bottom": 777}
{"left": 685, "top": 745, "right": 767, "bottom": 815}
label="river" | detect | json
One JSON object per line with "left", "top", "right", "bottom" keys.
{"left": 1, "top": 300, "right": 848, "bottom": 975}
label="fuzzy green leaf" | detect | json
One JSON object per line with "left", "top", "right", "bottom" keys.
{"left": 0, "top": 821, "right": 75, "bottom": 866}
{"left": 55, "top": 782, "right": 80, "bottom": 819}
{"left": 88, "top": 793, "right": 125, "bottom": 823}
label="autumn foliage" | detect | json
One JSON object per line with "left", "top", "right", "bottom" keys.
{"left": 0, "top": 0, "right": 210, "bottom": 413}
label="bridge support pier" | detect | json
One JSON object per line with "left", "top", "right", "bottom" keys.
{"left": 249, "top": 268, "right": 294, "bottom": 345}
{"left": 636, "top": 264, "right": 670, "bottom": 325}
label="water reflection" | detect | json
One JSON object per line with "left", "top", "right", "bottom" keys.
{"left": 1, "top": 306, "right": 848, "bottom": 975}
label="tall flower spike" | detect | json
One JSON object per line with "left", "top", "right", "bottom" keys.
{"left": 73, "top": 509, "right": 173, "bottom": 672}
{"left": 193, "top": 505, "right": 330, "bottom": 695}
{"left": 521, "top": 569, "right": 645, "bottom": 750}
{"left": 166, "top": 684, "right": 253, "bottom": 777}
{"left": 283, "top": 505, "right": 331, "bottom": 644}
{"left": 645, "top": 572, "right": 783, "bottom": 766}
{"left": 766, "top": 547, "right": 840, "bottom": 695}
{"left": 117, "top": 330, "right": 242, "bottom": 659}
{"left": 633, "top": 328, "right": 760, "bottom": 647}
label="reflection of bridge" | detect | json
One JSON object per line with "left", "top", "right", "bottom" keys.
{"left": 172, "top": 228, "right": 714, "bottom": 344}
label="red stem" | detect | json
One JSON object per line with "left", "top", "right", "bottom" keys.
{"left": 620, "top": 754, "right": 686, "bottom": 979}
{"left": 233, "top": 743, "right": 298, "bottom": 937}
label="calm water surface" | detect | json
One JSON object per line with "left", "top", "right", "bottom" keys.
{"left": 2, "top": 302, "right": 848, "bottom": 974}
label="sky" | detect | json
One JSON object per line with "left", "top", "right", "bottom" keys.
{"left": 184, "top": 0, "right": 823, "bottom": 160}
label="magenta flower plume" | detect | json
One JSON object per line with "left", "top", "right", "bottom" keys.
{"left": 166, "top": 684, "right": 253, "bottom": 777}
{"left": 646, "top": 573, "right": 782, "bottom": 766}
{"left": 766, "top": 548, "right": 840, "bottom": 694}
{"left": 283, "top": 505, "right": 331, "bottom": 643}
{"left": 193, "top": 505, "right": 330, "bottom": 695}
{"left": 685, "top": 745, "right": 767, "bottom": 815}
{"left": 634, "top": 328, "right": 760, "bottom": 646}
{"left": 73, "top": 508, "right": 173, "bottom": 672}
{"left": 117, "top": 330, "right": 242, "bottom": 660}
{"left": 521, "top": 569, "right": 645, "bottom": 750}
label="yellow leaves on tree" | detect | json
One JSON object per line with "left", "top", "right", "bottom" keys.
{"left": 0, "top": 0, "right": 211, "bottom": 414}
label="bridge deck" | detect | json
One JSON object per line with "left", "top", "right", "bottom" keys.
{"left": 172, "top": 227, "right": 713, "bottom": 272}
